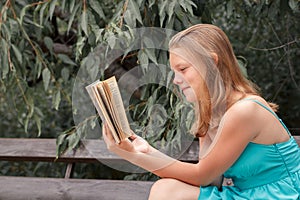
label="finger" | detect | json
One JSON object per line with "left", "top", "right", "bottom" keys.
{"left": 102, "top": 123, "right": 115, "bottom": 146}
{"left": 102, "top": 123, "right": 108, "bottom": 140}
{"left": 129, "top": 134, "right": 137, "bottom": 141}
{"left": 102, "top": 124, "right": 109, "bottom": 144}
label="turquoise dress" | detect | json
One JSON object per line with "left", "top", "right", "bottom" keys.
{"left": 198, "top": 99, "right": 300, "bottom": 199}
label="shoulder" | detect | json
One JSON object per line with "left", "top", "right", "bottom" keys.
{"left": 220, "top": 96, "right": 267, "bottom": 139}
{"left": 224, "top": 97, "right": 262, "bottom": 124}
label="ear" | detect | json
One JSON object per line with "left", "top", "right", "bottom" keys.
{"left": 211, "top": 53, "right": 219, "bottom": 65}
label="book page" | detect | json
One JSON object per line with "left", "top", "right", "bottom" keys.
{"left": 103, "top": 76, "right": 132, "bottom": 138}
{"left": 86, "top": 81, "right": 121, "bottom": 143}
{"left": 86, "top": 81, "right": 104, "bottom": 120}
{"left": 97, "top": 83, "right": 122, "bottom": 142}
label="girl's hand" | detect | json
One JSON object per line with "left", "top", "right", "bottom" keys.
{"left": 102, "top": 123, "right": 151, "bottom": 154}
{"left": 102, "top": 122, "right": 176, "bottom": 173}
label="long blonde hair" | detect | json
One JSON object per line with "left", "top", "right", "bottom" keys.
{"left": 169, "top": 24, "right": 276, "bottom": 137}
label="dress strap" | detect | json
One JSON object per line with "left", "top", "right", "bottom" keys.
{"left": 241, "top": 98, "right": 292, "bottom": 136}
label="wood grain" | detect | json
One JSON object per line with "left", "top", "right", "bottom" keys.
{"left": 1, "top": 136, "right": 299, "bottom": 163}
{"left": 0, "top": 138, "right": 199, "bottom": 163}
{"left": 0, "top": 176, "right": 153, "bottom": 200}
{"left": 0, "top": 136, "right": 299, "bottom": 200}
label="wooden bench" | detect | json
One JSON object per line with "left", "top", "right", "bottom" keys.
{"left": 0, "top": 135, "right": 299, "bottom": 200}
{"left": 0, "top": 138, "right": 198, "bottom": 200}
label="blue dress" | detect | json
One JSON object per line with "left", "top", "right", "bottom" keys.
{"left": 198, "top": 100, "right": 300, "bottom": 199}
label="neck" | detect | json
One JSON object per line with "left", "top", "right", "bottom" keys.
{"left": 227, "top": 91, "right": 246, "bottom": 109}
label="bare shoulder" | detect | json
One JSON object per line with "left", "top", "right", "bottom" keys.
{"left": 225, "top": 97, "right": 265, "bottom": 121}
{"left": 223, "top": 95, "right": 288, "bottom": 144}
{"left": 221, "top": 96, "right": 270, "bottom": 139}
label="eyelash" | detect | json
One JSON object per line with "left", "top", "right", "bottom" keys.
{"left": 179, "top": 67, "right": 187, "bottom": 72}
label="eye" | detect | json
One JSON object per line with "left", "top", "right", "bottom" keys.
{"left": 179, "top": 66, "right": 188, "bottom": 72}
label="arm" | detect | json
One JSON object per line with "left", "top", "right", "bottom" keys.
{"left": 103, "top": 101, "right": 260, "bottom": 186}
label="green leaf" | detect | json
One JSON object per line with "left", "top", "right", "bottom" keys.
{"left": 185, "top": 0, "right": 196, "bottom": 15}
{"left": 124, "top": 9, "right": 135, "bottom": 27}
{"left": 81, "top": 10, "right": 88, "bottom": 36}
{"left": 145, "top": 48, "right": 158, "bottom": 65}
{"left": 67, "top": 4, "right": 80, "bottom": 34}
{"left": 227, "top": 0, "right": 234, "bottom": 17}
{"left": 53, "top": 90, "right": 61, "bottom": 110}
{"left": 143, "top": 36, "right": 155, "bottom": 48}
{"left": 61, "top": 67, "right": 70, "bottom": 82}
{"left": 34, "top": 114, "right": 42, "bottom": 137}
{"left": 167, "top": 70, "right": 174, "bottom": 89}
{"left": 90, "top": 118, "right": 97, "bottom": 129}
{"left": 35, "top": 59, "right": 43, "bottom": 79}
{"left": 61, "top": 0, "right": 66, "bottom": 10}
{"left": 27, "top": 94, "right": 34, "bottom": 118}
{"left": 138, "top": 50, "right": 149, "bottom": 71}
{"left": 69, "top": 0, "right": 76, "bottom": 13}
{"left": 44, "top": 36, "right": 53, "bottom": 53}
{"left": 11, "top": 44, "right": 22, "bottom": 64}
{"left": 42, "top": 68, "right": 51, "bottom": 91}
{"left": 107, "top": 32, "right": 116, "bottom": 49}
{"left": 1, "top": 39, "right": 9, "bottom": 78}
{"left": 83, "top": 56, "right": 95, "bottom": 79}
{"left": 56, "top": 133, "right": 69, "bottom": 158}
{"left": 159, "top": 1, "right": 168, "bottom": 27}
{"left": 129, "top": 0, "right": 143, "bottom": 24}
{"left": 67, "top": 132, "right": 80, "bottom": 150}
{"left": 24, "top": 116, "right": 29, "bottom": 134}
{"left": 20, "top": 5, "right": 31, "bottom": 24}
{"left": 1, "top": 23, "right": 11, "bottom": 40}
{"left": 49, "top": 0, "right": 58, "bottom": 20}
{"left": 244, "top": 0, "right": 252, "bottom": 7}
{"left": 57, "top": 133, "right": 67, "bottom": 146}
{"left": 39, "top": 3, "right": 48, "bottom": 25}
{"left": 178, "top": 0, "right": 186, "bottom": 11}
{"left": 95, "top": 28, "right": 104, "bottom": 43}
{"left": 57, "top": 54, "right": 77, "bottom": 66}
{"left": 237, "top": 56, "right": 248, "bottom": 78}
{"left": 149, "top": 0, "right": 156, "bottom": 7}
{"left": 289, "top": 0, "right": 298, "bottom": 10}
{"left": 90, "top": 0, "right": 106, "bottom": 20}
{"left": 167, "top": 1, "right": 176, "bottom": 23}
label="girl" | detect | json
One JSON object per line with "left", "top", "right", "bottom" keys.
{"left": 103, "top": 24, "right": 300, "bottom": 199}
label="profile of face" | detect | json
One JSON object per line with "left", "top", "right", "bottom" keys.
{"left": 170, "top": 52, "right": 204, "bottom": 103}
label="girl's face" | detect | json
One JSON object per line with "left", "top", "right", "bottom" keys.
{"left": 170, "top": 52, "right": 204, "bottom": 102}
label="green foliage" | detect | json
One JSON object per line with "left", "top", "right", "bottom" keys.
{"left": 0, "top": 160, "right": 66, "bottom": 178}
{"left": 55, "top": 0, "right": 202, "bottom": 157}
{"left": 0, "top": 0, "right": 299, "bottom": 180}
{"left": 208, "top": 0, "right": 300, "bottom": 128}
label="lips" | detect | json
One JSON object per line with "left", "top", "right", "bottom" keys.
{"left": 181, "top": 86, "right": 190, "bottom": 91}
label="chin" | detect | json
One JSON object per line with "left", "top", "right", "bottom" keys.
{"left": 184, "top": 95, "right": 198, "bottom": 102}
{"left": 183, "top": 90, "right": 197, "bottom": 102}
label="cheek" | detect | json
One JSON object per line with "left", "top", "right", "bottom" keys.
{"left": 187, "top": 75, "right": 205, "bottom": 100}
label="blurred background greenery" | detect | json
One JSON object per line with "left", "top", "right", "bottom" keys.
{"left": 0, "top": 0, "right": 299, "bottom": 180}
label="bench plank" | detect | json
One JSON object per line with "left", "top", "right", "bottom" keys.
{"left": 0, "top": 136, "right": 299, "bottom": 200}
{"left": 0, "top": 138, "right": 199, "bottom": 163}
{"left": 0, "top": 176, "right": 153, "bottom": 200}
{"left": 1, "top": 136, "right": 299, "bottom": 163}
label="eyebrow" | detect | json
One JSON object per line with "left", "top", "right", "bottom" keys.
{"left": 171, "top": 62, "right": 189, "bottom": 70}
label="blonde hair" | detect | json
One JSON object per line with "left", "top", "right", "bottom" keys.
{"left": 169, "top": 24, "right": 277, "bottom": 137}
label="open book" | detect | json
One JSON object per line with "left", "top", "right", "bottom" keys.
{"left": 86, "top": 76, "right": 132, "bottom": 143}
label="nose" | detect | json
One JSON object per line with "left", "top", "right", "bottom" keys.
{"left": 173, "top": 72, "right": 183, "bottom": 85}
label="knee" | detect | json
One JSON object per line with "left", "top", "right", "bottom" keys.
{"left": 148, "top": 178, "right": 180, "bottom": 200}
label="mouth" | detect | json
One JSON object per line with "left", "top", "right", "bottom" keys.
{"left": 181, "top": 86, "right": 190, "bottom": 92}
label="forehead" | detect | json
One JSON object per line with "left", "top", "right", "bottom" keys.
{"left": 169, "top": 52, "right": 191, "bottom": 69}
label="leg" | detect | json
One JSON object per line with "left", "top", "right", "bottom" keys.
{"left": 148, "top": 178, "right": 200, "bottom": 200}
